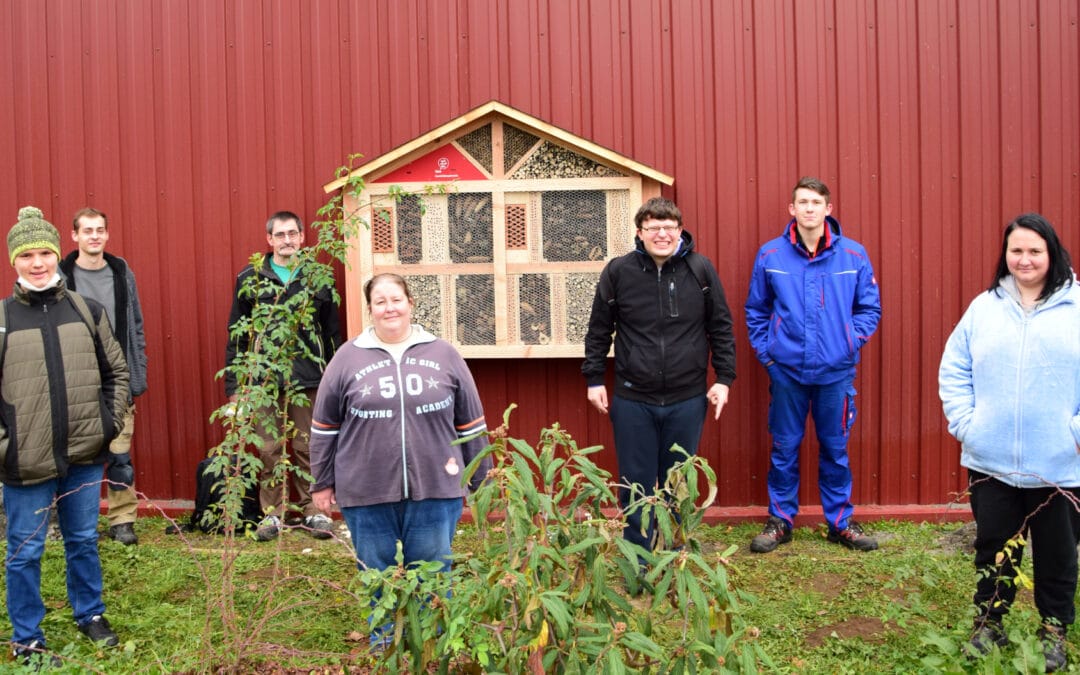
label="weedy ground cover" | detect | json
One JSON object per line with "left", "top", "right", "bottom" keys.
{"left": 4, "top": 516, "right": 1076, "bottom": 672}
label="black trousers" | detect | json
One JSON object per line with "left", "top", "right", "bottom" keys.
{"left": 968, "top": 469, "right": 1080, "bottom": 626}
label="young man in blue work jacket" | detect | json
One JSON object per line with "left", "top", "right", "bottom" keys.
{"left": 745, "top": 177, "right": 882, "bottom": 553}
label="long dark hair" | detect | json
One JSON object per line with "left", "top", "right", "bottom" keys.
{"left": 989, "top": 212, "right": 1073, "bottom": 301}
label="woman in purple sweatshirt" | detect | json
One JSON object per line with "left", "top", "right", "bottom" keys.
{"left": 309, "top": 273, "right": 489, "bottom": 648}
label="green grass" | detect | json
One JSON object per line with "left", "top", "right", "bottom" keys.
{"left": 2, "top": 518, "right": 1076, "bottom": 672}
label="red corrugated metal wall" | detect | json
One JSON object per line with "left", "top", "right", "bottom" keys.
{"left": 0, "top": 0, "right": 1077, "bottom": 510}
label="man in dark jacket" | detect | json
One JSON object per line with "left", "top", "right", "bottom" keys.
{"left": 59, "top": 207, "right": 148, "bottom": 546}
{"left": 582, "top": 197, "right": 736, "bottom": 556}
{"left": 225, "top": 211, "right": 341, "bottom": 541}
{"left": 2, "top": 207, "right": 129, "bottom": 665}
{"left": 744, "top": 177, "right": 882, "bottom": 554}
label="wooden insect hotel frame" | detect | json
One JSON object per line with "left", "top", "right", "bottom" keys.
{"left": 324, "top": 101, "right": 674, "bottom": 358}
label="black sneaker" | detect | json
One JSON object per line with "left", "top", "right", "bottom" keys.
{"left": 1039, "top": 623, "right": 1067, "bottom": 672}
{"left": 750, "top": 516, "right": 792, "bottom": 553}
{"left": 78, "top": 615, "right": 119, "bottom": 647}
{"left": 108, "top": 522, "right": 138, "bottom": 546}
{"left": 255, "top": 515, "right": 282, "bottom": 542}
{"left": 827, "top": 522, "right": 879, "bottom": 551}
{"left": 968, "top": 619, "right": 1008, "bottom": 656}
{"left": 12, "top": 639, "right": 63, "bottom": 668}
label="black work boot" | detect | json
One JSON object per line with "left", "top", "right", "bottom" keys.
{"left": 826, "top": 521, "right": 879, "bottom": 551}
{"left": 968, "top": 618, "right": 1008, "bottom": 657}
{"left": 750, "top": 516, "right": 792, "bottom": 553}
{"left": 108, "top": 522, "right": 138, "bottom": 545}
{"left": 1038, "top": 623, "right": 1067, "bottom": 672}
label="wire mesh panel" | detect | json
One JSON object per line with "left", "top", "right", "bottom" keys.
{"left": 457, "top": 124, "right": 493, "bottom": 173}
{"left": 542, "top": 190, "right": 608, "bottom": 262}
{"left": 516, "top": 273, "right": 552, "bottom": 345}
{"left": 504, "top": 124, "right": 540, "bottom": 171}
{"left": 449, "top": 193, "right": 493, "bottom": 263}
{"left": 397, "top": 195, "right": 423, "bottom": 264}
{"left": 454, "top": 274, "right": 496, "bottom": 345}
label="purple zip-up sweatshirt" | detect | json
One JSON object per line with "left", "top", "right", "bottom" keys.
{"left": 309, "top": 325, "right": 489, "bottom": 508}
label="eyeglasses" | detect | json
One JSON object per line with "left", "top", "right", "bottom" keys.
{"left": 271, "top": 230, "right": 301, "bottom": 241}
{"left": 640, "top": 224, "right": 680, "bottom": 234}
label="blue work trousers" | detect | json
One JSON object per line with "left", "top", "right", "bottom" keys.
{"left": 766, "top": 367, "right": 857, "bottom": 531}
{"left": 4, "top": 462, "right": 107, "bottom": 647}
{"left": 610, "top": 395, "right": 707, "bottom": 551}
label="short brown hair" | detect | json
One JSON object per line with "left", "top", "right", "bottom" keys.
{"left": 363, "top": 273, "right": 413, "bottom": 306}
{"left": 266, "top": 211, "right": 303, "bottom": 234}
{"left": 634, "top": 197, "right": 682, "bottom": 229}
{"left": 72, "top": 207, "right": 107, "bottom": 231}
{"left": 792, "top": 177, "right": 831, "bottom": 204}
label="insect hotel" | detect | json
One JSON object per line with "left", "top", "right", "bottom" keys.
{"left": 324, "top": 100, "right": 673, "bottom": 357}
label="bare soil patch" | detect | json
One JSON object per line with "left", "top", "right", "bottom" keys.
{"left": 804, "top": 616, "right": 898, "bottom": 647}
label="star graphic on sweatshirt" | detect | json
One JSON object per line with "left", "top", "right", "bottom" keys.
{"left": 360, "top": 383, "right": 373, "bottom": 397}
{"left": 426, "top": 376, "right": 442, "bottom": 390}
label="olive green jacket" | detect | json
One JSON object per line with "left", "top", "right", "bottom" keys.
{"left": 0, "top": 281, "right": 130, "bottom": 486}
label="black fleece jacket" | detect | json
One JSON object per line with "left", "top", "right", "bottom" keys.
{"left": 582, "top": 230, "right": 736, "bottom": 406}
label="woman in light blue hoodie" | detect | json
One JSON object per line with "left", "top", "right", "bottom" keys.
{"left": 939, "top": 213, "right": 1079, "bottom": 672}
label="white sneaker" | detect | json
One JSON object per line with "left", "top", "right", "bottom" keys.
{"left": 303, "top": 514, "right": 333, "bottom": 540}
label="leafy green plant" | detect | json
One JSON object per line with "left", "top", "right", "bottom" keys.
{"left": 360, "top": 404, "right": 770, "bottom": 673}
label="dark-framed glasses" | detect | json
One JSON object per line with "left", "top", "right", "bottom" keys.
{"left": 640, "top": 224, "right": 680, "bottom": 234}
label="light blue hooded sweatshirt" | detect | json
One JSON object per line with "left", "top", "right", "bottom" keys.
{"left": 939, "top": 276, "right": 1080, "bottom": 488}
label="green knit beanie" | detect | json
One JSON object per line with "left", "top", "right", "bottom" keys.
{"left": 8, "top": 206, "right": 61, "bottom": 265}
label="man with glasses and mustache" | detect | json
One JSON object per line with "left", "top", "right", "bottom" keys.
{"left": 224, "top": 211, "right": 341, "bottom": 541}
{"left": 583, "top": 197, "right": 736, "bottom": 574}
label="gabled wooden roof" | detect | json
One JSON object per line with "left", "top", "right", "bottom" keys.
{"left": 323, "top": 100, "right": 673, "bottom": 192}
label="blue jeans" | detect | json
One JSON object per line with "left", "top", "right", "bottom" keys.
{"left": 342, "top": 498, "right": 462, "bottom": 643}
{"left": 4, "top": 462, "right": 107, "bottom": 646}
{"left": 342, "top": 498, "right": 463, "bottom": 573}
{"left": 766, "top": 367, "right": 857, "bottom": 531}
{"left": 610, "top": 395, "right": 707, "bottom": 551}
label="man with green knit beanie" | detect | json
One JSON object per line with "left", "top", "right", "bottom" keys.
{"left": 2, "top": 206, "right": 130, "bottom": 666}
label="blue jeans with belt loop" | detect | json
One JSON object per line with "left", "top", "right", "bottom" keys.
{"left": 4, "top": 462, "right": 107, "bottom": 647}
{"left": 765, "top": 365, "right": 857, "bottom": 532}
{"left": 342, "top": 497, "right": 463, "bottom": 644}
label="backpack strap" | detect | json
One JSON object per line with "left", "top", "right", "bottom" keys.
{"left": 0, "top": 297, "right": 8, "bottom": 375}
{"left": 65, "top": 291, "right": 98, "bottom": 336}
{"left": 684, "top": 252, "right": 711, "bottom": 297}
{"left": 597, "top": 253, "right": 713, "bottom": 321}
{"left": 0, "top": 295, "right": 97, "bottom": 379}
{"left": 597, "top": 264, "right": 617, "bottom": 307}
{"left": 684, "top": 252, "right": 713, "bottom": 323}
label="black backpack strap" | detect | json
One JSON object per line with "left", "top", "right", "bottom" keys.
{"left": 0, "top": 297, "right": 8, "bottom": 375}
{"left": 65, "top": 291, "right": 98, "bottom": 337}
{"left": 684, "top": 252, "right": 712, "bottom": 322}
{"left": 684, "top": 252, "right": 711, "bottom": 296}
{"left": 600, "top": 254, "right": 713, "bottom": 321}
{"left": 597, "top": 264, "right": 616, "bottom": 307}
